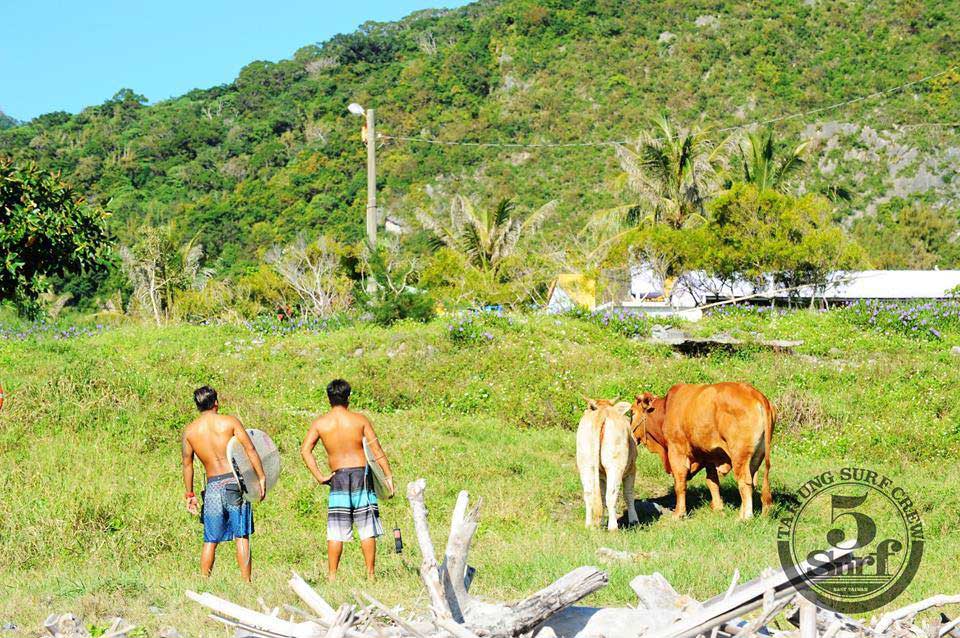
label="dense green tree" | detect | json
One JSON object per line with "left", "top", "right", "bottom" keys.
{"left": 703, "top": 184, "right": 864, "bottom": 294}
{"left": 633, "top": 184, "right": 864, "bottom": 299}
{"left": 0, "top": 159, "right": 110, "bottom": 316}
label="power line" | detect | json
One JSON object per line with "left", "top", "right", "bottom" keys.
{"left": 378, "top": 63, "right": 958, "bottom": 149}
{"left": 379, "top": 135, "right": 622, "bottom": 148}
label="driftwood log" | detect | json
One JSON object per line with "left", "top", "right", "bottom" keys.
{"left": 186, "top": 478, "right": 959, "bottom": 638}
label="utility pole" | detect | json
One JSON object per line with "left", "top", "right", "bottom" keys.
{"left": 365, "top": 108, "right": 377, "bottom": 246}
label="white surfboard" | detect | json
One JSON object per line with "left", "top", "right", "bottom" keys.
{"left": 363, "top": 437, "right": 393, "bottom": 500}
{"left": 227, "top": 429, "right": 281, "bottom": 504}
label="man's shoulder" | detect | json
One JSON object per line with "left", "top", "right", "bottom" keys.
{"left": 349, "top": 410, "right": 372, "bottom": 427}
{"left": 217, "top": 413, "right": 242, "bottom": 427}
{"left": 311, "top": 412, "right": 333, "bottom": 430}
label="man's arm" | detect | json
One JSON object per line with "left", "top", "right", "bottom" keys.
{"left": 363, "top": 418, "right": 394, "bottom": 495}
{"left": 300, "top": 422, "right": 332, "bottom": 485}
{"left": 232, "top": 418, "right": 268, "bottom": 501}
{"left": 182, "top": 430, "right": 199, "bottom": 515}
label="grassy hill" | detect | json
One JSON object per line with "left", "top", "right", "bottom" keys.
{"left": 2, "top": 308, "right": 960, "bottom": 633}
{"left": 1, "top": 0, "right": 958, "bottom": 277}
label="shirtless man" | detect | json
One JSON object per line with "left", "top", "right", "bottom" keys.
{"left": 182, "top": 386, "right": 266, "bottom": 581}
{"left": 301, "top": 379, "right": 394, "bottom": 580}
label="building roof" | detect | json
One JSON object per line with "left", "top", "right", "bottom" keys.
{"left": 815, "top": 270, "right": 960, "bottom": 299}
{"left": 630, "top": 266, "right": 960, "bottom": 304}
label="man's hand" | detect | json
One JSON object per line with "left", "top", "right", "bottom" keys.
{"left": 386, "top": 475, "right": 396, "bottom": 497}
{"left": 185, "top": 493, "right": 199, "bottom": 516}
{"left": 258, "top": 477, "right": 267, "bottom": 502}
{"left": 318, "top": 473, "right": 333, "bottom": 485}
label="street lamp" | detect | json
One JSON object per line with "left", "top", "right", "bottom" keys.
{"left": 348, "top": 102, "right": 377, "bottom": 245}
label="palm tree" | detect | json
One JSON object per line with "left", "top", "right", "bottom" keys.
{"left": 416, "top": 196, "right": 557, "bottom": 272}
{"left": 615, "top": 116, "right": 727, "bottom": 229}
{"left": 737, "top": 128, "right": 807, "bottom": 193}
{"left": 119, "top": 223, "right": 213, "bottom": 324}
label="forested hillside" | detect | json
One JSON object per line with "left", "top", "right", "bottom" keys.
{"left": 1, "top": 0, "right": 958, "bottom": 282}
{"left": 0, "top": 111, "right": 18, "bottom": 130}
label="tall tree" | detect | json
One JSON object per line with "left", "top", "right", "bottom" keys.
{"left": 736, "top": 128, "right": 807, "bottom": 193}
{"left": 119, "top": 224, "right": 212, "bottom": 325}
{"left": 0, "top": 159, "right": 109, "bottom": 316}
{"left": 416, "top": 196, "right": 557, "bottom": 273}
{"left": 615, "top": 116, "right": 726, "bottom": 229}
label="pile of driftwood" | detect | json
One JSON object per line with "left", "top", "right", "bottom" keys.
{"left": 188, "top": 479, "right": 959, "bottom": 638}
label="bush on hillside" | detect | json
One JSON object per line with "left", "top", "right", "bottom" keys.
{"left": 360, "top": 243, "right": 435, "bottom": 326}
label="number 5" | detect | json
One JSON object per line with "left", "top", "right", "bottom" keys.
{"left": 826, "top": 493, "right": 876, "bottom": 550}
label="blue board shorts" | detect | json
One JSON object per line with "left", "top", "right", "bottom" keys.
{"left": 327, "top": 466, "right": 383, "bottom": 542}
{"left": 201, "top": 473, "right": 253, "bottom": 543}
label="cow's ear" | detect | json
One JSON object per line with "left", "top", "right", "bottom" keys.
{"left": 613, "top": 401, "right": 632, "bottom": 416}
{"left": 640, "top": 392, "right": 656, "bottom": 412}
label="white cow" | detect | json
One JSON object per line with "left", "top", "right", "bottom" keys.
{"left": 576, "top": 398, "right": 639, "bottom": 530}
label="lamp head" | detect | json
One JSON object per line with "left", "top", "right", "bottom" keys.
{"left": 347, "top": 103, "right": 366, "bottom": 116}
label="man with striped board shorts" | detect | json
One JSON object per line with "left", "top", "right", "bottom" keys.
{"left": 301, "top": 379, "right": 395, "bottom": 580}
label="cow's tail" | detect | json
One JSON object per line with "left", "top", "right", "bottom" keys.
{"left": 761, "top": 399, "right": 775, "bottom": 514}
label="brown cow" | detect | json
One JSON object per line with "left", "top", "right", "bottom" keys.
{"left": 631, "top": 382, "right": 774, "bottom": 519}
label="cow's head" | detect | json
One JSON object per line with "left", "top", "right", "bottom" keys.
{"left": 584, "top": 397, "right": 631, "bottom": 416}
{"left": 631, "top": 392, "right": 658, "bottom": 443}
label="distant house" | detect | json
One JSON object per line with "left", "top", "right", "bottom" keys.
{"left": 546, "top": 274, "right": 597, "bottom": 313}
{"left": 641, "top": 268, "right": 960, "bottom": 307}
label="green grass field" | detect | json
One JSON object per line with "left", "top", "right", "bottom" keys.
{"left": 2, "top": 310, "right": 959, "bottom": 636}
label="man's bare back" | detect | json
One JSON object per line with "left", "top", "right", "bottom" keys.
{"left": 185, "top": 412, "right": 245, "bottom": 477}
{"left": 301, "top": 406, "right": 393, "bottom": 484}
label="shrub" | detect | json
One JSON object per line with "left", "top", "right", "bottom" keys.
{"left": 843, "top": 299, "right": 960, "bottom": 340}
{"left": 445, "top": 309, "right": 509, "bottom": 344}
{"left": 568, "top": 306, "right": 652, "bottom": 338}
{"left": 244, "top": 312, "right": 350, "bottom": 336}
{"left": 367, "top": 288, "right": 435, "bottom": 326}
{"left": 361, "top": 244, "right": 435, "bottom": 326}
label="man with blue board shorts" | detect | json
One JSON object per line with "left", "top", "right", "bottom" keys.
{"left": 182, "top": 386, "right": 267, "bottom": 582}
{"left": 301, "top": 379, "right": 395, "bottom": 581}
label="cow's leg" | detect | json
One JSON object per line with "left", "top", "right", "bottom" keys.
{"left": 668, "top": 451, "right": 690, "bottom": 519}
{"left": 622, "top": 465, "right": 639, "bottom": 526}
{"left": 579, "top": 463, "right": 599, "bottom": 528}
{"left": 733, "top": 456, "right": 755, "bottom": 520}
{"left": 597, "top": 471, "right": 607, "bottom": 528}
{"left": 604, "top": 468, "right": 623, "bottom": 530}
{"left": 705, "top": 465, "right": 724, "bottom": 512}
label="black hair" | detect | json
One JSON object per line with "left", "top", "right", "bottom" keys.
{"left": 327, "top": 379, "right": 351, "bottom": 407}
{"left": 194, "top": 386, "right": 218, "bottom": 411}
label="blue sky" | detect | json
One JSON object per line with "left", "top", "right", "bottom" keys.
{"left": 0, "top": 0, "right": 471, "bottom": 122}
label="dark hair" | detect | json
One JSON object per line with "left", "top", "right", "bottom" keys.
{"left": 194, "top": 386, "right": 218, "bottom": 411}
{"left": 327, "top": 379, "right": 351, "bottom": 407}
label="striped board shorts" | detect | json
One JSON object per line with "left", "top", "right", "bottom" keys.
{"left": 327, "top": 466, "right": 383, "bottom": 542}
